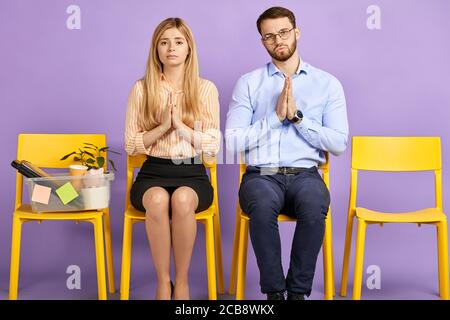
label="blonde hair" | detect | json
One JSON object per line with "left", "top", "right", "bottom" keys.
{"left": 141, "top": 17, "right": 200, "bottom": 130}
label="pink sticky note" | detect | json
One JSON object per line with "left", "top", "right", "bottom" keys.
{"left": 31, "top": 184, "right": 52, "bottom": 205}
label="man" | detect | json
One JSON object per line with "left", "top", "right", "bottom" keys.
{"left": 225, "top": 6, "right": 348, "bottom": 300}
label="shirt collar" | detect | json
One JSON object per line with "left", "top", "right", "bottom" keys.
{"left": 268, "top": 58, "right": 309, "bottom": 77}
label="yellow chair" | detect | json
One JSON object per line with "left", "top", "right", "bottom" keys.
{"left": 9, "top": 134, "right": 116, "bottom": 300}
{"left": 229, "top": 154, "right": 335, "bottom": 300}
{"left": 340, "top": 136, "right": 449, "bottom": 300}
{"left": 119, "top": 154, "right": 224, "bottom": 299}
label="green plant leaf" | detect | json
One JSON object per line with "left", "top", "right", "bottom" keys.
{"left": 99, "top": 147, "right": 109, "bottom": 152}
{"left": 97, "top": 156, "right": 105, "bottom": 168}
{"left": 83, "top": 142, "right": 98, "bottom": 148}
{"left": 83, "top": 146, "right": 97, "bottom": 151}
{"left": 60, "top": 152, "right": 76, "bottom": 160}
{"left": 84, "top": 151, "right": 95, "bottom": 158}
{"left": 74, "top": 157, "right": 81, "bottom": 161}
{"left": 86, "top": 158, "right": 95, "bottom": 164}
{"left": 109, "top": 159, "right": 117, "bottom": 172}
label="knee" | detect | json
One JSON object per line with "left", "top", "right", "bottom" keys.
{"left": 239, "top": 182, "right": 282, "bottom": 216}
{"left": 143, "top": 189, "right": 170, "bottom": 221}
{"left": 171, "top": 188, "right": 197, "bottom": 219}
{"left": 294, "top": 185, "right": 330, "bottom": 221}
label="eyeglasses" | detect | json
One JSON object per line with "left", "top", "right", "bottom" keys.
{"left": 261, "top": 27, "right": 294, "bottom": 44}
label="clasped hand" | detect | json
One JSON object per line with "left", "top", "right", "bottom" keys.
{"left": 276, "top": 75, "right": 297, "bottom": 122}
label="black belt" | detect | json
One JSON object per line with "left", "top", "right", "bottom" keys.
{"left": 254, "top": 166, "right": 316, "bottom": 175}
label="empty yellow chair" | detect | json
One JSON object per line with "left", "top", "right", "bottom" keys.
{"left": 9, "top": 134, "right": 115, "bottom": 300}
{"left": 340, "top": 136, "right": 449, "bottom": 300}
{"left": 120, "top": 154, "right": 224, "bottom": 299}
{"left": 229, "top": 154, "right": 335, "bottom": 300}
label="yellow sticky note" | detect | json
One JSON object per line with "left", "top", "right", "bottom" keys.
{"left": 55, "top": 182, "right": 79, "bottom": 205}
{"left": 31, "top": 184, "right": 52, "bottom": 205}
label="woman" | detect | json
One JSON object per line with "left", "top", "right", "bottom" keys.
{"left": 124, "top": 17, "right": 220, "bottom": 300}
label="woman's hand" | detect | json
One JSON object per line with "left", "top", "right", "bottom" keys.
{"left": 160, "top": 95, "right": 172, "bottom": 132}
{"left": 171, "top": 104, "right": 183, "bottom": 129}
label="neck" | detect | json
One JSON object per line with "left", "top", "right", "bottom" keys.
{"left": 272, "top": 53, "right": 300, "bottom": 76}
{"left": 163, "top": 64, "right": 185, "bottom": 90}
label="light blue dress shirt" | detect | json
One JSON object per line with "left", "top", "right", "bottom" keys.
{"left": 225, "top": 61, "right": 349, "bottom": 168}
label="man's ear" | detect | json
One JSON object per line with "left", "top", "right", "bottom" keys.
{"left": 295, "top": 27, "right": 301, "bottom": 40}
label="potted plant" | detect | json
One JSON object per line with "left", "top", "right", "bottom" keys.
{"left": 61, "top": 143, "right": 120, "bottom": 210}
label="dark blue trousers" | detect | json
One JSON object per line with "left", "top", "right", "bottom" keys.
{"left": 239, "top": 166, "right": 330, "bottom": 296}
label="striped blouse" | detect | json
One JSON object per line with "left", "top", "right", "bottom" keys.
{"left": 125, "top": 76, "right": 221, "bottom": 159}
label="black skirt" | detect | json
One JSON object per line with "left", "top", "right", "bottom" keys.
{"left": 130, "top": 155, "right": 213, "bottom": 213}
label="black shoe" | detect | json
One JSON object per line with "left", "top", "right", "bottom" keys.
{"left": 170, "top": 280, "right": 174, "bottom": 299}
{"left": 287, "top": 292, "right": 305, "bottom": 300}
{"left": 266, "top": 291, "right": 286, "bottom": 300}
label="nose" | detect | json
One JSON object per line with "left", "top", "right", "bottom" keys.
{"left": 273, "top": 34, "right": 283, "bottom": 45}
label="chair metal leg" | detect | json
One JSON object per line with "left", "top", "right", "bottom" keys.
{"left": 236, "top": 217, "right": 249, "bottom": 300}
{"left": 340, "top": 214, "right": 355, "bottom": 297}
{"left": 229, "top": 206, "right": 242, "bottom": 295}
{"left": 205, "top": 217, "right": 217, "bottom": 300}
{"left": 103, "top": 209, "right": 116, "bottom": 293}
{"left": 323, "top": 213, "right": 334, "bottom": 300}
{"left": 9, "top": 216, "right": 23, "bottom": 300}
{"left": 352, "top": 218, "right": 366, "bottom": 300}
{"left": 92, "top": 217, "right": 107, "bottom": 300}
{"left": 437, "top": 220, "right": 449, "bottom": 300}
{"left": 120, "top": 216, "right": 133, "bottom": 300}
{"left": 213, "top": 210, "right": 225, "bottom": 295}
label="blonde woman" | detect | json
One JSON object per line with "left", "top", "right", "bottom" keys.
{"left": 124, "top": 17, "right": 220, "bottom": 300}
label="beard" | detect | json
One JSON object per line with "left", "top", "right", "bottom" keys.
{"left": 266, "top": 39, "right": 297, "bottom": 62}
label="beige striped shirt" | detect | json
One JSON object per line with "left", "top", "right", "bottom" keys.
{"left": 125, "top": 76, "right": 220, "bottom": 159}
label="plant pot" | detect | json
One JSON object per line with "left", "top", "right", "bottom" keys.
{"left": 81, "top": 185, "right": 110, "bottom": 210}
{"left": 83, "top": 168, "right": 105, "bottom": 188}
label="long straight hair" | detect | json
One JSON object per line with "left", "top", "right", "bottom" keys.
{"left": 141, "top": 17, "right": 200, "bottom": 130}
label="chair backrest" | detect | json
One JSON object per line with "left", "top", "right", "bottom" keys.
{"left": 349, "top": 136, "right": 442, "bottom": 211}
{"left": 125, "top": 154, "right": 219, "bottom": 211}
{"left": 15, "top": 133, "right": 107, "bottom": 209}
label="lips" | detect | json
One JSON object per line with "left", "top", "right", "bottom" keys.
{"left": 167, "top": 55, "right": 178, "bottom": 58}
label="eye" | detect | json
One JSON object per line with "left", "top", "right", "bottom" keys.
{"left": 160, "top": 41, "right": 167, "bottom": 46}
{"left": 264, "top": 34, "right": 274, "bottom": 41}
{"left": 176, "top": 41, "right": 184, "bottom": 45}
{"left": 279, "top": 30, "right": 288, "bottom": 36}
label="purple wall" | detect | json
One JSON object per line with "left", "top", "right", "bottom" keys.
{"left": 1, "top": 0, "right": 449, "bottom": 299}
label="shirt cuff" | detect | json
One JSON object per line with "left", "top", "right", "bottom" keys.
{"left": 294, "top": 116, "right": 319, "bottom": 142}
{"left": 135, "top": 132, "right": 150, "bottom": 154}
{"left": 267, "top": 111, "right": 283, "bottom": 129}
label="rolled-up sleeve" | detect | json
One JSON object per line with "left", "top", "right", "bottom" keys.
{"left": 124, "top": 81, "right": 151, "bottom": 156}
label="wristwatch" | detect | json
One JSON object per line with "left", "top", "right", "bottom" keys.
{"left": 289, "top": 110, "right": 303, "bottom": 124}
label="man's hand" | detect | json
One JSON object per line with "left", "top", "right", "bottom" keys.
{"left": 286, "top": 76, "right": 297, "bottom": 120}
{"left": 276, "top": 76, "right": 289, "bottom": 121}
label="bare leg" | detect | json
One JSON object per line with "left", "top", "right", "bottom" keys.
{"left": 170, "top": 186, "right": 198, "bottom": 300}
{"left": 143, "top": 187, "right": 171, "bottom": 300}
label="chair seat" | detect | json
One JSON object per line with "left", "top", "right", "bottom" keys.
{"left": 356, "top": 207, "right": 446, "bottom": 223}
{"left": 124, "top": 205, "right": 216, "bottom": 221}
{"left": 241, "top": 212, "right": 296, "bottom": 222}
{"left": 14, "top": 204, "right": 104, "bottom": 220}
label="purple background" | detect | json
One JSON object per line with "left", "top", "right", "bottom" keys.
{"left": 1, "top": 0, "right": 449, "bottom": 300}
